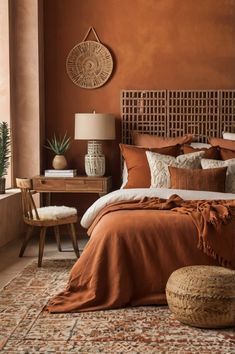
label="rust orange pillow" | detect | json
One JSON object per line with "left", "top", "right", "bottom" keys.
{"left": 169, "top": 166, "right": 227, "bottom": 192}
{"left": 120, "top": 144, "right": 181, "bottom": 188}
{"left": 209, "top": 137, "right": 235, "bottom": 152}
{"left": 133, "top": 132, "right": 193, "bottom": 148}
{"left": 183, "top": 145, "right": 220, "bottom": 159}
{"left": 219, "top": 148, "right": 235, "bottom": 160}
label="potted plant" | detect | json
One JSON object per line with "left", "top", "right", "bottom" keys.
{"left": 45, "top": 133, "right": 72, "bottom": 169}
{"left": 0, "top": 121, "right": 11, "bottom": 194}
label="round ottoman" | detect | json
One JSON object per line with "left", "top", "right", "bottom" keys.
{"left": 166, "top": 265, "right": 235, "bottom": 328}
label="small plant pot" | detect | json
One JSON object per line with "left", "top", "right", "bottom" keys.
{"left": 0, "top": 177, "right": 6, "bottom": 194}
{"left": 52, "top": 155, "right": 67, "bottom": 170}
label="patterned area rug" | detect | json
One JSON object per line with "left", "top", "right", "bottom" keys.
{"left": 0, "top": 259, "right": 234, "bottom": 353}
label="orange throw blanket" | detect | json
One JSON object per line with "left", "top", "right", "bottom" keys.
{"left": 47, "top": 195, "right": 235, "bottom": 313}
{"left": 88, "top": 194, "right": 235, "bottom": 268}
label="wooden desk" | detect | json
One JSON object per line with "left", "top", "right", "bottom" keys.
{"left": 32, "top": 176, "right": 112, "bottom": 205}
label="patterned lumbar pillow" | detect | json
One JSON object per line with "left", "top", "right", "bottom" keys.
{"left": 146, "top": 151, "right": 205, "bottom": 188}
{"left": 201, "top": 158, "right": 235, "bottom": 193}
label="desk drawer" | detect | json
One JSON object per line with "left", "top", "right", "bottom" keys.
{"left": 65, "top": 179, "right": 104, "bottom": 192}
{"left": 33, "top": 178, "right": 66, "bottom": 191}
{"left": 33, "top": 177, "right": 105, "bottom": 193}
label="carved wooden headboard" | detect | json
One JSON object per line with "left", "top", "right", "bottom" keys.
{"left": 121, "top": 90, "right": 235, "bottom": 144}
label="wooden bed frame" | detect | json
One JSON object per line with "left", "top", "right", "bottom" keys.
{"left": 121, "top": 90, "right": 235, "bottom": 144}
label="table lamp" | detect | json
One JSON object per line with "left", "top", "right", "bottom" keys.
{"left": 74, "top": 112, "right": 115, "bottom": 176}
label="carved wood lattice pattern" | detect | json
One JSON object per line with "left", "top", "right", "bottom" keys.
{"left": 121, "top": 90, "right": 235, "bottom": 144}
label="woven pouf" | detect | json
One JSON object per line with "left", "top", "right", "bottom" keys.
{"left": 166, "top": 265, "right": 235, "bottom": 328}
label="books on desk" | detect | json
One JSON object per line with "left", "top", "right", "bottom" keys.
{"left": 44, "top": 169, "right": 77, "bottom": 177}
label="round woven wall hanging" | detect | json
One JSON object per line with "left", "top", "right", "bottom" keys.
{"left": 66, "top": 27, "right": 113, "bottom": 89}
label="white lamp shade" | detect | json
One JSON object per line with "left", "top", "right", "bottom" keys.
{"left": 75, "top": 113, "right": 115, "bottom": 140}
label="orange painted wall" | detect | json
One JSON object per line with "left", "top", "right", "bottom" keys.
{"left": 44, "top": 0, "right": 235, "bottom": 203}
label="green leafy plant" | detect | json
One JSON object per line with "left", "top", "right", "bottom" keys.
{"left": 45, "top": 132, "right": 72, "bottom": 155}
{"left": 0, "top": 121, "right": 11, "bottom": 178}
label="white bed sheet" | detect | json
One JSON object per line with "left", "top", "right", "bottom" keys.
{"left": 81, "top": 188, "right": 235, "bottom": 229}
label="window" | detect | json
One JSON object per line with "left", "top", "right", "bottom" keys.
{"left": 0, "top": 0, "right": 11, "bottom": 188}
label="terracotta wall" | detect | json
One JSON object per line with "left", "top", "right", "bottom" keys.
{"left": 44, "top": 0, "right": 235, "bottom": 202}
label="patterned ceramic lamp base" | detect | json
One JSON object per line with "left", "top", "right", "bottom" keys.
{"left": 85, "top": 141, "right": 105, "bottom": 177}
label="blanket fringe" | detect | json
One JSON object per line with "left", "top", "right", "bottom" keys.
{"left": 197, "top": 236, "right": 231, "bottom": 268}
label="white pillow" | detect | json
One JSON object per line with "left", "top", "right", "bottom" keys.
{"left": 222, "top": 132, "right": 235, "bottom": 141}
{"left": 121, "top": 162, "right": 128, "bottom": 189}
{"left": 146, "top": 151, "right": 205, "bottom": 188}
{"left": 190, "top": 142, "right": 211, "bottom": 149}
{"left": 201, "top": 158, "right": 235, "bottom": 193}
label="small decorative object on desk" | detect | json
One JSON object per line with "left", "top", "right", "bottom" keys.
{"left": 44, "top": 132, "right": 72, "bottom": 170}
{"left": 44, "top": 169, "right": 77, "bottom": 177}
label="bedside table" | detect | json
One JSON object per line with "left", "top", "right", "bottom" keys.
{"left": 32, "top": 176, "right": 112, "bottom": 205}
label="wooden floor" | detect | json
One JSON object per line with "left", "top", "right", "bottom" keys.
{"left": 0, "top": 235, "right": 88, "bottom": 289}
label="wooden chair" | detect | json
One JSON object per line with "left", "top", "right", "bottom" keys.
{"left": 16, "top": 178, "right": 80, "bottom": 267}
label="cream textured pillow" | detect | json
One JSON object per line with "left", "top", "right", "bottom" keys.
{"left": 222, "top": 132, "right": 235, "bottom": 141}
{"left": 190, "top": 142, "right": 211, "bottom": 149}
{"left": 146, "top": 151, "right": 205, "bottom": 188}
{"left": 201, "top": 158, "right": 235, "bottom": 193}
{"left": 121, "top": 162, "right": 128, "bottom": 188}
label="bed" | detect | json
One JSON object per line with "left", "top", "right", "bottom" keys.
{"left": 47, "top": 90, "right": 235, "bottom": 313}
